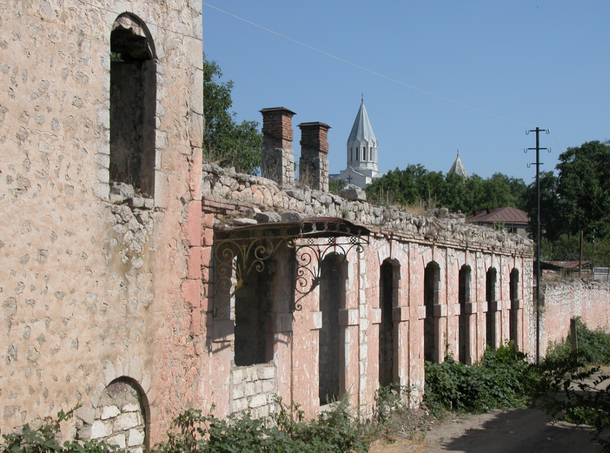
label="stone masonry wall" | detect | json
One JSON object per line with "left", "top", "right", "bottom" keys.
{"left": 538, "top": 280, "right": 610, "bottom": 358}
{"left": 191, "top": 163, "right": 535, "bottom": 420}
{"left": 230, "top": 364, "right": 277, "bottom": 419}
{"left": 0, "top": 0, "right": 204, "bottom": 444}
{"left": 199, "top": 163, "right": 532, "bottom": 256}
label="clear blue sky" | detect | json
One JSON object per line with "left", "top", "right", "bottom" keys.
{"left": 202, "top": 1, "right": 610, "bottom": 184}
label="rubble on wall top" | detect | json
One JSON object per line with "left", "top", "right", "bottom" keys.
{"left": 200, "top": 163, "right": 533, "bottom": 255}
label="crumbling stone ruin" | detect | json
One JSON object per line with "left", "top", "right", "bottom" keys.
{"left": 1, "top": 0, "right": 535, "bottom": 449}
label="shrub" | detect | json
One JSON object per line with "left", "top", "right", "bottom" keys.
{"left": 152, "top": 396, "right": 368, "bottom": 453}
{"left": 545, "top": 317, "right": 610, "bottom": 366}
{"left": 424, "top": 342, "right": 538, "bottom": 413}
{"left": 1, "top": 408, "right": 116, "bottom": 453}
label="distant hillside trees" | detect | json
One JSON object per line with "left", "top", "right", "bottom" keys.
{"left": 203, "top": 55, "right": 262, "bottom": 174}
{"left": 365, "top": 164, "right": 527, "bottom": 215}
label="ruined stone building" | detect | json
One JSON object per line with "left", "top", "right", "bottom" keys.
{"left": 0, "top": 0, "right": 533, "bottom": 450}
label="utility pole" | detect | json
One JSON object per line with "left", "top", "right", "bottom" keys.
{"left": 525, "top": 127, "right": 550, "bottom": 364}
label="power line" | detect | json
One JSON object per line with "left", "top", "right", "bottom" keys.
{"left": 202, "top": 2, "right": 534, "bottom": 127}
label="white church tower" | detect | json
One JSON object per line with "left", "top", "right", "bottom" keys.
{"left": 337, "top": 100, "right": 382, "bottom": 188}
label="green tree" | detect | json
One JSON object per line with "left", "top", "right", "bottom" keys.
{"left": 203, "top": 56, "right": 262, "bottom": 174}
{"left": 522, "top": 171, "right": 563, "bottom": 242}
{"left": 556, "top": 141, "right": 610, "bottom": 240}
{"left": 523, "top": 141, "right": 610, "bottom": 242}
{"left": 366, "top": 165, "right": 526, "bottom": 215}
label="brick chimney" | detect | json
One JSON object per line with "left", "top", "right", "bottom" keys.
{"left": 298, "top": 122, "right": 330, "bottom": 192}
{"left": 260, "top": 107, "right": 296, "bottom": 185}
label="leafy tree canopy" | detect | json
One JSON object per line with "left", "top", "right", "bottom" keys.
{"left": 203, "top": 55, "right": 262, "bottom": 174}
{"left": 365, "top": 164, "right": 527, "bottom": 215}
{"left": 523, "top": 141, "right": 610, "bottom": 242}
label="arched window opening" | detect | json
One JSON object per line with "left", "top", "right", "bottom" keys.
{"left": 458, "top": 265, "right": 471, "bottom": 364}
{"left": 319, "top": 254, "right": 346, "bottom": 405}
{"left": 424, "top": 261, "right": 440, "bottom": 363}
{"left": 379, "top": 259, "right": 399, "bottom": 387}
{"left": 363, "top": 147, "right": 367, "bottom": 161}
{"left": 91, "top": 377, "right": 150, "bottom": 452}
{"left": 510, "top": 268, "right": 520, "bottom": 347}
{"left": 486, "top": 267, "right": 497, "bottom": 349}
{"left": 110, "top": 14, "right": 156, "bottom": 199}
{"left": 234, "top": 257, "right": 274, "bottom": 366}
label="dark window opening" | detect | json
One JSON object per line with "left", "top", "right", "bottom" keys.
{"left": 424, "top": 261, "right": 440, "bottom": 363}
{"left": 234, "top": 259, "right": 274, "bottom": 366}
{"left": 510, "top": 268, "right": 520, "bottom": 347}
{"left": 458, "top": 265, "right": 471, "bottom": 364}
{"left": 486, "top": 267, "right": 497, "bottom": 349}
{"left": 110, "top": 14, "right": 156, "bottom": 199}
{"left": 319, "top": 254, "right": 345, "bottom": 405}
{"left": 379, "top": 260, "right": 398, "bottom": 387}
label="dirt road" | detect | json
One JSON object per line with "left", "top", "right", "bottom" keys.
{"left": 370, "top": 407, "right": 599, "bottom": 453}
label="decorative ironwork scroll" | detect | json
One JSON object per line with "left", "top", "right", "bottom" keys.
{"left": 291, "top": 235, "right": 365, "bottom": 310}
{"left": 212, "top": 218, "right": 369, "bottom": 318}
{"left": 213, "top": 227, "right": 292, "bottom": 318}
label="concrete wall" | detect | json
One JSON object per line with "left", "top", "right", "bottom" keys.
{"left": 538, "top": 280, "right": 610, "bottom": 358}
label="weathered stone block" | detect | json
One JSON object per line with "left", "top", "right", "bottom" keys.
{"left": 114, "top": 412, "right": 140, "bottom": 431}
{"left": 127, "top": 429, "right": 145, "bottom": 447}
{"left": 257, "top": 366, "right": 275, "bottom": 380}
{"left": 232, "top": 384, "right": 244, "bottom": 400}
{"left": 312, "top": 311, "right": 323, "bottom": 330}
{"left": 75, "top": 406, "right": 95, "bottom": 425}
{"left": 101, "top": 405, "right": 120, "bottom": 419}
{"left": 90, "top": 420, "right": 112, "bottom": 439}
{"left": 244, "top": 382, "right": 255, "bottom": 397}
{"left": 249, "top": 394, "right": 267, "bottom": 408}
{"left": 107, "top": 434, "right": 126, "bottom": 449}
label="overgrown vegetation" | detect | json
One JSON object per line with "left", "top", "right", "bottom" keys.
{"left": 328, "top": 178, "right": 347, "bottom": 196}
{"left": 544, "top": 317, "right": 610, "bottom": 367}
{"left": 1, "top": 407, "right": 116, "bottom": 453}
{"left": 153, "top": 397, "right": 368, "bottom": 453}
{"left": 424, "top": 343, "right": 540, "bottom": 414}
{"left": 9, "top": 320, "right": 610, "bottom": 452}
{"left": 531, "top": 318, "right": 610, "bottom": 451}
{"left": 540, "top": 233, "right": 610, "bottom": 267}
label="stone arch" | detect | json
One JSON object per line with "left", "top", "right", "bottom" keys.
{"left": 110, "top": 13, "right": 157, "bottom": 199}
{"left": 458, "top": 264, "right": 471, "bottom": 364}
{"left": 379, "top": 258, "right": 400, "bottom": 387}
{"left": 424, "top": 261, "right": 441, "bottom": 363}
{"left": 89, "top": 377, "right": 150, "bottom": 452}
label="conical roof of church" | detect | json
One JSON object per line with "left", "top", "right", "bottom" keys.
{"left": 449, "top": 153, "right": 468, "bottom": 179}
{"left": 348, "top": 101, "right": 377, "bottom": 144}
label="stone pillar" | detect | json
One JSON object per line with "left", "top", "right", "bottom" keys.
{"left": 260, "top": 107, "right": 296, "bottom": 185}
{"left": 298, "top": 122, "right": 330, "bottom": 191}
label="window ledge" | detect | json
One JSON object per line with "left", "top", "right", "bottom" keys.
{"left": 110, "top": 193, "right": 155, "bottom": 209}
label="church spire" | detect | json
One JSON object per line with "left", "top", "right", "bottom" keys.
{"left": 337, "top": 99, "right": 382, "bottom": 188}
{"left": 449, "top": 150, "right": 468, "bottom": 179}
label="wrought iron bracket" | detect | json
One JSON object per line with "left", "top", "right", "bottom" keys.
{"left": 212, "top": 218, "right": 370, "bottom": 318}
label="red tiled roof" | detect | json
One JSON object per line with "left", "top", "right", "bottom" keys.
{"left": 466, "top": 206, "right": 529, "bottom": 226}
